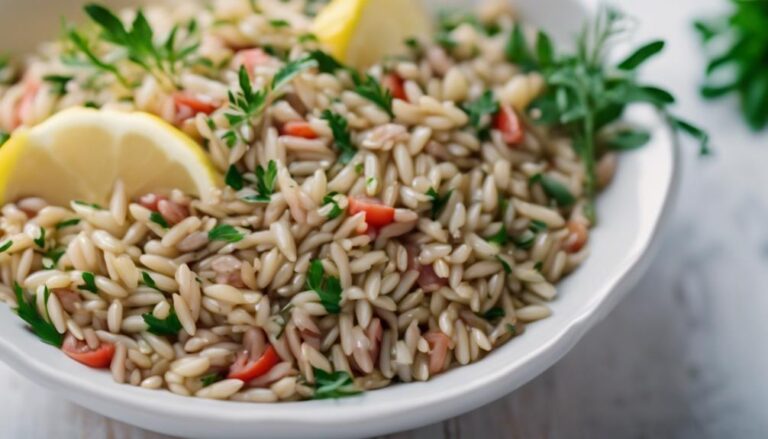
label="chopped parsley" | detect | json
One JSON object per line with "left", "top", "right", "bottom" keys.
{"left": 14, "top": 284, "right": 62, "bottom": 347}
{"left": 307, "top": 50, "right": 345, "bottom": 74}
{"left": 482, "top": 307, "right": 506, "bottom": 321}
{"left": 322, "top": 192, "right": 343, "bottom": 220}
{"left": 241, "top": 160, "right": 278, "bottom": 203}
{"left": 486, "top": 224, "right": 509, "bottom": 246}
{"left": 496, "top": 255, "right": 512, "bottom": 274}
{"left": 0, "top": 240, "right": 12, "bottom": 254}
{"left": 353, "top": 74, "right": 394, "bottom": 117}
{"left": 426, "top": 187, "right": 452, "bottom": 220}
{"left": 149, "top": 212, "right": 169, "bottom": 229}
{"left": 33, "top": 228, "right": 46, "bottom": 249}
{"left": 529, "top": 220, "right": 548, "bottom": 234}
{"left": 225, "top": 164, "right": 244, "bottom": 190}
{"left": 312, "top": 368, "right": 361, "bottom": 399}
{"left": 208, "top": 224, "right": 245, "bottom": 243}
{"left": 269, "top": 19, "right": 290, "bottom": 28}
{"left": 271, "top": 55, "right": 318, "bottom": 90}
{"left": 463, "top": 90, "right": 498, "bottom": 139}
{"left": 141, "top": 271, "right": 159, "bottom": 290}
{"left": 506, "top": 323, "right": 518, "bottom": 336}
{"left": 42, "top": 248, "right": 66, "bottom": 270}
{"left": 55, "top": 218, "right": 80, "bottom": 230}
{"left": 42, "top": 74, "right": 74, "bottom": 96}
{"left": 200, "top": 372, "right": 224, "bottom": 387}
{"left": 223, "top": 66, "right": 268, "bottom": 146}
{"left": 306, "top": 259, "right": 342, "bottom": 314}
{"left": 142, "top": 308, "right": 182, "bottom": 335}
{"left": 321, "top": 110, "right": 357, "bottom": 164}
{"left": 0, "top": 131, "right": 9, "bottom": 147}
{"left": 530, "top": 174, "right": 575, "bottom": 206}
{"left": 80, "top": 272, "right": 98, "bottom": 293}
{"left": 73, "top": 200, "right": 102, "bottom": 209}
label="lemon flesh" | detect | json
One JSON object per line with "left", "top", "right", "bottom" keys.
{"left": 313, "top": 0, "right": 432, "bottom": 69}
{"left": 0, "top": 108, "right": 220, "bottom": 206}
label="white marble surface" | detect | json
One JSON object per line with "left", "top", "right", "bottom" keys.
{"left": 2, "top": 0, "right": 766, "bottom": 437}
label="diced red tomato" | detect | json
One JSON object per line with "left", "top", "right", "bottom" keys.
{"left": 138, "top": 193, "right": 167, "bottom": 211}
{"left": 12, "top": 80, "right": 40, "bottom": 129}
{"left": 494, "top": 104, "right": 525, "bottom": 146}
{"left": 227, "top": 345, "right": 279, "bottom": 382}
{"left": 348, "top": 196, "right": 395, "bottom": 228}
{"left": 563, "top": 220, "right": 588, "bottom": 253}
{"left": 382, "top": 73, "right": 407, "bottom": 101}
{"left": 157, "top": 199, "right": 190, "bottom": 226}
{"left": 235, "top": 48, "right": 274, "bottom": 78}
{"left": 281, "top": 120, "right": 317, "bottom": 139}
{"left": 173, "top": 92, "right": 218, "bottom": 123}
{"left": 424, "top": 331, "right": 452, "bottom": 374}
{"left": 62, "top": 333, "right": 115, "bottom": 368}
{"left": 406, "top": 244, "right": 448, "bottom": 293}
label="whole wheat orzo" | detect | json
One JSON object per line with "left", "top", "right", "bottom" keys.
{"left": 0, "top": 0, "right": 680, "bottom": 402}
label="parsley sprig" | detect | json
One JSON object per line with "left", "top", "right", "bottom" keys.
{"left": 14, "top": 284, "right": 62, "bottom": 347}
{"left": 208, "top": 224, "right": 246, "bottom": 243}
{"left": 426, "top": 187, "right": 453, "bottom": 220}
{"left": 142, "top": 308, "right": 182, "bottom": 335}
{"left": 306, "top": 259, "right": 342, "bottom": 314}
{"left": 463, "top": 90, "right": 498, "bottom": 140}
{"left": 695, "top": 1, "right": 768, "bottom": 130}
{"left": 512, "top": 7, "right": 708, "bottom": 220}
{"left": 321, "top": 110, "right": 357, "bottom": 164}
{"left": 312, "top": 368, "right": 361, "bottom": 399}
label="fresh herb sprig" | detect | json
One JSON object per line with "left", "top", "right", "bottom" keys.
{"left": 426, "top": 187, "right": 453, "bottom": 220}
{"left": 512, "top": 8, "right": 708, "bottom": 220}
{"left": 463, "top": 90, "right": 498, "bottom": 140}
{"left": 142, "top": 309, "right": 182, "bottom": 335}
{"left": 14, "top": 284, "right": 62, "bottom": 347}
{"left": 67, "top": 4, "right": 200, "bottom": 88}
{"left": 208, "top": 224, "right": 246, "bottom": 243}
{"left": 695, "top": 1, "right": 768, "bottom": 130}
{"left": 312, "top": 368, "right": 361, "bottom": 399}
{"left": 306, "top": 259, "right": 342, "bottom": 314}
{"left": 321, "top": 110, "right": 357, "bottom": 164}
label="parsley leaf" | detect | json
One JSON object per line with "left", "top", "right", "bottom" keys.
{"left": 271, "top": 55, "right": 318, "bottom": 90}
{"left": 142, "top": 309, "right": 182, "bottom": 335}
{"left": 269, "top": 19, "right": 290, "bottom": 28}
{"left": 486, "top": 224, "right": 509, "bottom": 246}
{"left": 312, "top": 368, "right": 361, "bottom": 399}
{"left": 506, "top": 323, "right": 518, "bottom": 336}
{"left": 42, "top": 248, "right": 66, "bottom": 270}
{"left": 223, "top": 65, "right": 268, "bottom": 145}
{"left": 353, "top": 74, "right": 394, "bottom": 117}
{"left": 496, "top": 255, "right": 512, "bottom": 274}
{"left": 0, "top": 131, "right": 9, "bottom": 147}
{"left": 307, "top": 50, "right": 345, "bottom": 74}
{"left": 0, "top": 240, "right": 12, "bottom": 254}
{"left": 482, "top": 307, "right": 505, "bottom": 321}
{"left": 321, "top": 110, "right": 357, "bottom": 164}
{"left": 306, "top": 259, "right": 342, "bottom": 314}
{"left": 80, "top": 272, "right": 98, "bottom": 293}
{"left": 530, "top": 174, "right": 575, "bottom": 206}
{"left": 141, "top": 271, "right": 159, "bottom": 290}
{"left": 201, "top": 372, "right": 223, "bottom": 387}
{"left": 14, "top": 283, "right": 62, "bottom": 347}
{"left": 55, "top": 218, "right": 81, "bottom": 230}
{"left": 73, "top": 200, "right": 102, "bottom": 209}
{"left": 208, "top": 224, "right": 245, "bottom": 243}
{"left": 463, "top": 90, "right": 498, "bottom": 139}
{"left": 33, "top": 228, "right": 46, "bottom": 249}
{"left": 322, "top": 192, "right": 343, "bottom": 220}
{"left": 426, "top": 187, "right": 453, "bottom": 220}
{"left": 43, "top": 74, "right": 74, "bottom": 96}
{"left": 242, "top": 160, "right": 278, "bottom": 203}
{"left": 149, "top": 212, "right": 169, "bottom": 229}
{"left": 225, "top": 165, "right": 244, "bottom": 190}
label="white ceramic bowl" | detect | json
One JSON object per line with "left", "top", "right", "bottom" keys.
{"left": 0, "top": 0, "right": 678, "bottom": 437}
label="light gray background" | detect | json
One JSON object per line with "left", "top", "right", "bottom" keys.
{"left": 2, "top": 0, "right": 766, "bottom": 437}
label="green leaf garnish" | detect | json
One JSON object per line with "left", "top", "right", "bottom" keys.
{"left": 353, "top": 74, "right": 393, "bottom": 117}
{"left": 33, "top": 228, "right": 46, "bottom": 249}
{"left": 14, "top": 283, "right": 62, "bottom": 347}
{"left": 271, "top": 55, "right": 318, "bottom": 90}
{"left": 42, "top": 248, "right": 66, "bottom": 270}
{"left": 463, "top": 90, "right": 498, "bottom": 139}
{"left": 321, "top": 110, "right": 357, "bottom": 164}
{"left": 312, "top": 368, "right": 361, "bottom": 399}
{"left": 241, "top": 160, "right": 278, "bottom": 203}
{"left": 55, "top": 218, "right": 81, "bottom": 230}
{"left": 42, "top": 74, "right": 74, "bottom": 96}
{"left": 141, "top": 271, "right": 159, "bottom": 290}
{"left": 482, "top": 307, "right": 505, "bottom": 321}
{"left": 269, "top": 19, "right": 290, "bottom": 28}
{"left": 225, "top": 165, "right": 244, "bottom": 190}
{"left": 307, "top": 50, "right": 345, "bottom": 74}
{"left": 201, "top": 372, "right": 223, "bottom": 387}
{"left": 496, "top": 255, "right": 512, "bottom": 274}
{"left": 208, "top": 224, "right": 245, "bottom": 243}
{"left": 80, "top": 272, "right": 98, "bottom": 293}
{"left": 506, "top": 323, "right": 517, "bottom": 336}
{"left": 322, "top": 192, "right": 343, "bottom": 220}
{"left": 142, "top": 309, "right": 182, "bottom": 335}
{"left": 0, "top": 131, "right": 9, "bottom": 147}
{"left": 486, "top": 224, "right": 509, "bottom": 246}
{"left": 223, "top": 65, "right": 268, "bottom": 145}
{"left": 0, "top": 240, "right": 12, "bottom": 254}
{"left": 530, "top": 174, "right": 575, "bottom": 206}
{"left": 73, "top": 200, "right": 102, "bottom": 209}
{"left": 149, "top": 212, "right": 169, "bottom": 229}
{"left": 426, "top": 187, "right": 452, "bottom": 220}
{"left": 306, "top": 259, "right": 342, "bottom": 314}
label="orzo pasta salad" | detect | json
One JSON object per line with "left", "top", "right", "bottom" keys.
{"left": 0, "top": 0, "right": 703, "bottom": 402}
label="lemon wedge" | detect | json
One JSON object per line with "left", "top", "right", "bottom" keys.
{"left": 312, "top": 0, "right": 432, "bottom": 69}
{"left": 0, "top": 108, "right": 220, "bottom": 206}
